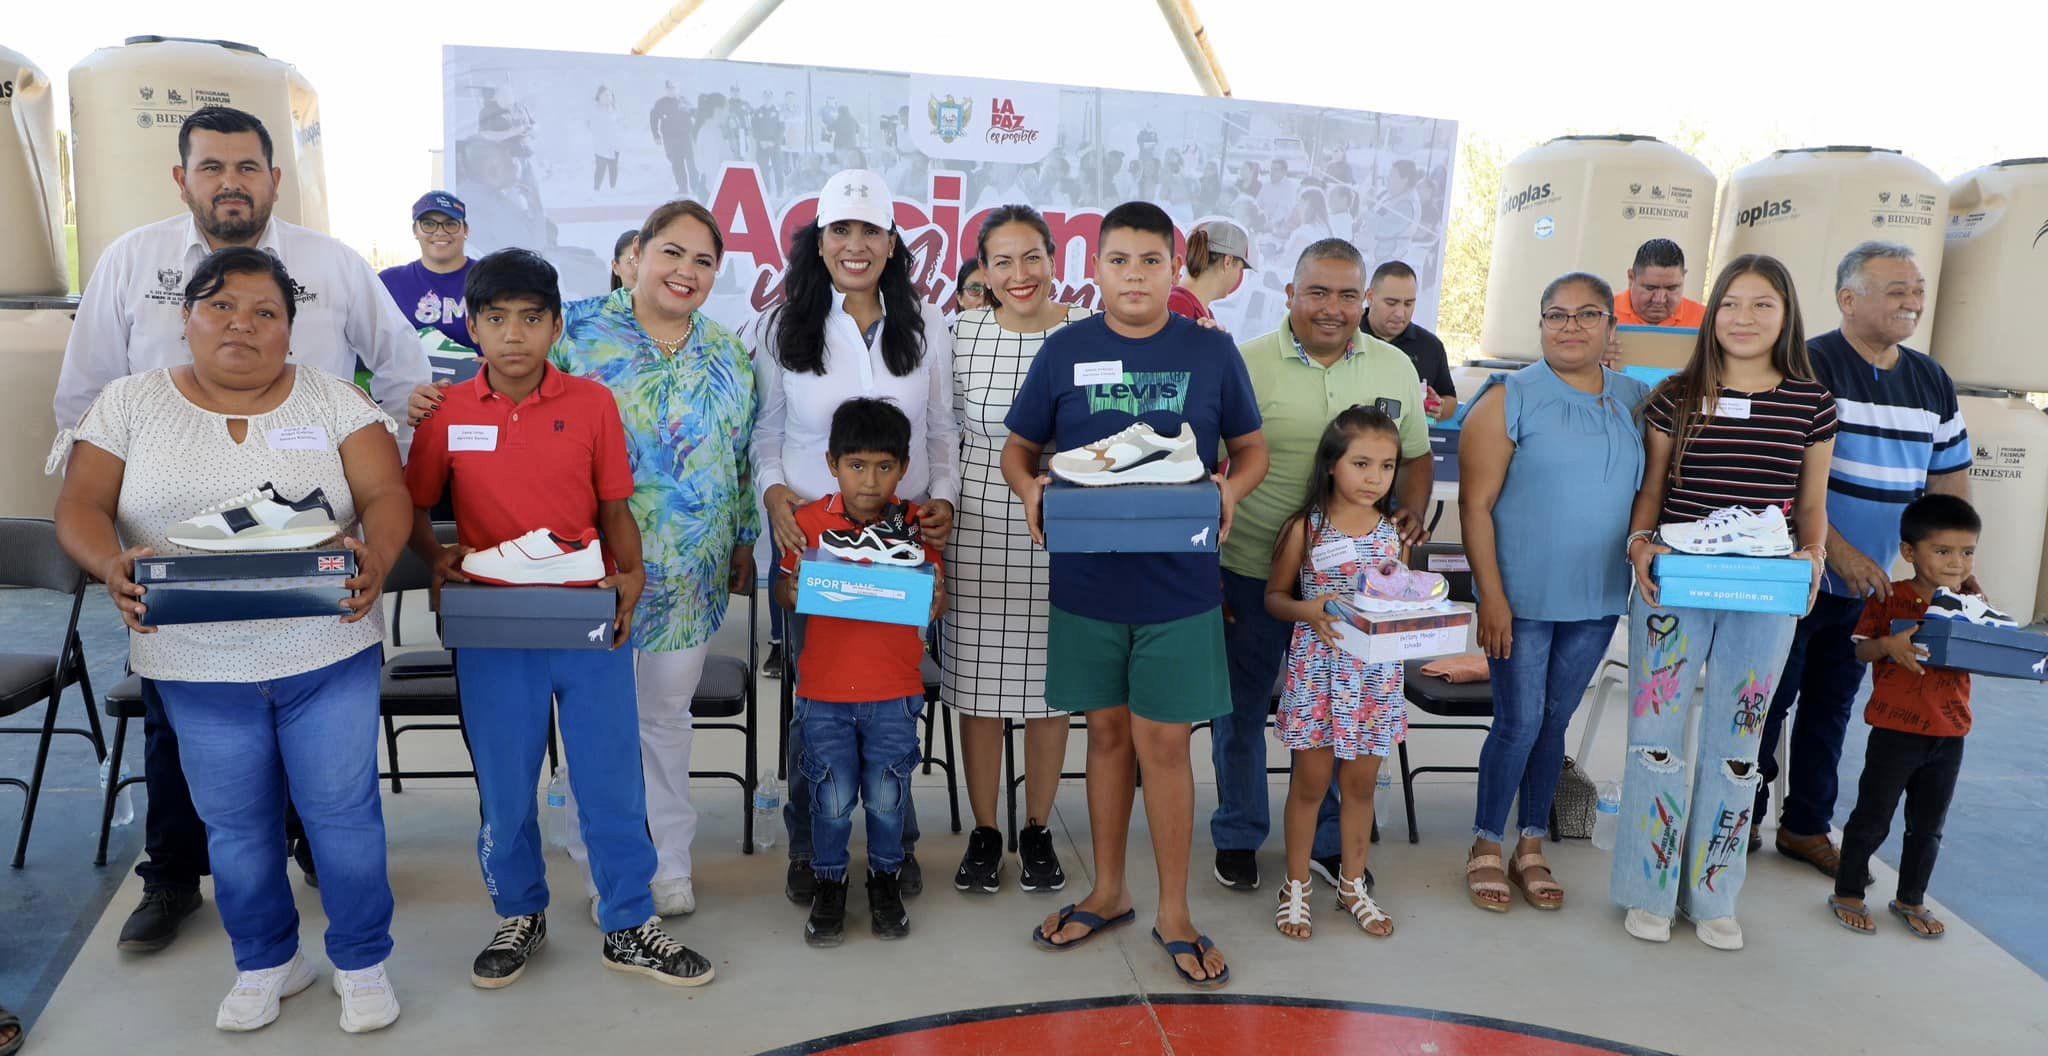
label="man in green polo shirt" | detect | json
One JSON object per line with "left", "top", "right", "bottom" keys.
{"left": 1209, "top": 237, "right": 1434, "bottom": 893}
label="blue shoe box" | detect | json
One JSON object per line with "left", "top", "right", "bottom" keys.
{"left": 1891, "top": 619, "right": 2048, "bottom": 680}
{"left": 1653, "top": 554, "right": 1813, "bottom": 616}
{"left": 137, "top": 550, "right": 355, "bottom": 626}
{"left": 1428, "top": 424, "right": 1460, "bottom": 483}
{"left": 795, "top": 548, "right": 936, "bottom": 627}
{"left": 439, "top": 583, "right": 619, "bottom": 650}
{"left": 1042, "top": 480, "right": 1221, "bottom": 554}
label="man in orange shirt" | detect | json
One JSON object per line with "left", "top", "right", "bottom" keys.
{"left": 1614, "top": 238, "right": 1706, "bottom": 327}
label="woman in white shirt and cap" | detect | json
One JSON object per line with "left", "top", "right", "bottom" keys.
{"left": 750, "top": 168, "right": 961, "bottom": 906}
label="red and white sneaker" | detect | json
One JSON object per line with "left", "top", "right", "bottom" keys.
{"left": 460, "top": 528, "right": 605, "bottom": 586}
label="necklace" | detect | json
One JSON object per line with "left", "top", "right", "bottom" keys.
{"left": 644, "top": 314, "right": 696, "bottom": 354}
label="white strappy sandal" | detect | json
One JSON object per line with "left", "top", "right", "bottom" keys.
{"left": 1338, "top": 875, "right": 1393, "bottom": 937}
{"left": 1274, "top": 879, "right": 1313, "bottom": 941}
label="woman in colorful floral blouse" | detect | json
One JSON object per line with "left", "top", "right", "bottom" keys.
{"left": 552, "top": 199, "right": 759, "bottom": 921}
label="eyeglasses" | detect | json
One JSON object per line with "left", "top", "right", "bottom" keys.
{"left": 961, "top": 283, "right": 988, "bottom": 297}
{"left": 1540, "top": 308, "right": 1612, "bottom": 331}
{"left": 415, "top": 218, "right": 464, "bottom": 234}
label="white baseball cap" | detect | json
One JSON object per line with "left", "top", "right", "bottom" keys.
{"left": 815, "top": 169, "right": 895, "bottom": 230}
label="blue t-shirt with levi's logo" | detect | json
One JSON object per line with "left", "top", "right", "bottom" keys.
{"left": 1005, "top": 312, "right": 1261, "bottom": 624}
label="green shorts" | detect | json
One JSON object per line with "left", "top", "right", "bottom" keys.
{"left": 1045, "top": 605, "right": 1230, "bottom": 724}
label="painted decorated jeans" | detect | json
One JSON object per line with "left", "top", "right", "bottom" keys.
{"left": 1609, "top": 598, "right": 1796, "bottom": 922}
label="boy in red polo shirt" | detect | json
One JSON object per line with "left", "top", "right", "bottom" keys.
{"left": 774, "top": 398, "right": 944, "bottom": 947}
{"left": 1828, "top": 494, "right": 1983, "bottom": 940}
{"left": 404, "top": 249, "right": 713, "bottom": 989}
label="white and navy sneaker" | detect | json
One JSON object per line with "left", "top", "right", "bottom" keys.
{"left": 1050, "top": 421, "right": 1203, "bottom": 486}
{"left": 1925, "top": 587, "right": 2018, "bottom": 628}
{"left": 215, "top": 950, "right": 318, "bottom": 1032}
{"left": 461, "top": 528, "right": 605, "bottom": 586}
{"left": 168, "top": 483, "right": 339, "bottom": 552}
{"left": 471, "top": 912, "right": 547, "bottom": 989}
{"left": 820, "top": 504, "right": 925, "bottom": 567}
{"left": 602, "top": 920, "right": 714, "bottom": 987}
{"left": 1658, "top": 505, "right": 1794, "bottom": 557}
{"left": 333, "top": 962, "right": 400, "bottom": 1033}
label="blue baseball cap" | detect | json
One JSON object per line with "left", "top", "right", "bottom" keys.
{"left": 411, "top": 191, "right": 466, "bottom": 222}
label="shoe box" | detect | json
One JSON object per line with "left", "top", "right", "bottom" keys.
{"left": 1652, "top": 554, "right": 1813, "bottom": 616}
{"left": 1042, "top": 479, "right": 1221, "bottom": 554}
{"left": 439, "top": 583, "right": 620, "bottom": 649}
{"left": 136, "top": 550, "right": 356, "bottom": 626}
{"left": 1427, "top": 422, "right": 1460, "bottom": 483}
{"left": 1891, "top": 619, "right": 2048, "bottom": 680}
{"left": 794, "top": 549, "right": 936, "bottom": 628}
{"left": 1321, "top": 600, "right": 1473, "bottom": 663}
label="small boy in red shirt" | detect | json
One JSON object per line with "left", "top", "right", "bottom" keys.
{"left": 774, "top": 397, "right": 944, "bottom": 947}
{"left": 1829, "top": 494, "right": 1982, "bottom": 939}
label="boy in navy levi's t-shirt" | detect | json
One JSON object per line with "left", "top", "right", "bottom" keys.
{"left": 1002, "top": 201, "right": 1267, "bottom": 990}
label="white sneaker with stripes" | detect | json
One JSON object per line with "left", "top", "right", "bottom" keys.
{"left": 1658, "top": 505, "right": 1794, "bottom": 557}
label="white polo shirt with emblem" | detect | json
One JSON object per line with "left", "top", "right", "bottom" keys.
{"left": 54, "top": 214, "right": 432, "bottom": 430}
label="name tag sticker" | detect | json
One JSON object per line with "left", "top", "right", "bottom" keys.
{"left": 1074, "top": 360, "right": 1123, "bottom": 386}
{"left": 1714, "top": 397, "right": 1753, "bottom": 419}
{"left": 264, "top": 425, "right": 329, "bottom": 451}
{"left": 1311, "top": 538, "right": 1356, "bottom": 571}
{"left": 448, "top": 425, "right": 500, "bottom": 452}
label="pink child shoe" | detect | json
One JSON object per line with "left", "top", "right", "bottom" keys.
{"left": 1354, "top": 559, "right": 1449, "bottom": 613}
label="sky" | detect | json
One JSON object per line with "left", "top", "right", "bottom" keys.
{"left": 12, "top": 0, "right": 2048, "bottom": 261}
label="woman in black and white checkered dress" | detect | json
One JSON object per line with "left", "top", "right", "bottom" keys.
{"left": 944, "top": 204, "right": 1093, "bottom": 896}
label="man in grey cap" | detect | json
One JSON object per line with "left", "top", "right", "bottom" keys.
{"left": 1170, "top": 219, "right": 1253, "bottom": 322}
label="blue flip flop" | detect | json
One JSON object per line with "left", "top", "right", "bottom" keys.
{"left": 1031, "top": 904, "right": 1136, "bottom": 952}
{"left": 1152, "top": 928, "right": 1230, "bottom": 990}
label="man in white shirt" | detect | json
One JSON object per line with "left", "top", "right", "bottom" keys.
{"left": 54, "top": 106, "right": 429, "bottom": 429}
{"left": 53, "top": 105, "right": 429, "bottom": 957}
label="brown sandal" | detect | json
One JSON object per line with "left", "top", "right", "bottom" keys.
{"left": 1465, "top": 852, "right": 1511, "bottom": 913}
{"left": 1776, "top": 832, "right": 1841, "bottom": 878}
{"left": 1509, "top": 852, "right": 1565, "bottom": 910}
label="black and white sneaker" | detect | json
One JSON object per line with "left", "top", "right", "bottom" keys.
{"left": 899, "top": 851, "right": 924, "bottom": 897}
{"left": 1925, "top": 587, "right": 2019, "bottom": 628}
{"left": 1307, "top": 854, "right": 1372, "bottom": 894}
{"left": 806, "top": 877, "right": 849, "bottom": 948}
{"left": 1018, "top": 824, "right": 1066, "bottom": 892}
{"left": 820, "top": 503, "right": 925, "bottom": 567}
{"left": 601, "top": 920, "right": 714, "bottom": 987}
{"left": 763, "top": 641, "right": 785, "bottom": 679}
{"left": 470, "top": 913, "right": 546, "bottom": 989}
{"left": 1213, "top": 849, "right": 1259, "bottom": 891}
{"left": 867, "top": 869, "right": 910, "bottom": 940}
{"left": 954, "top": 826, "right": 1003, "bottom": 893}
{"left": 166, "top": 482, "right": 341, "bottom": 552}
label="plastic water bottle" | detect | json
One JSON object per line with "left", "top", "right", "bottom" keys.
{"left": 541, "top": 767, "right": 570, "bottom": 850}
{"left": 752, "top": 776, "right": 783, "bottom": 851}
{"left": 98, "top": 756, "right": 134, "bottom": 828}
{"left": 1593, "top": 780, "right": 1622, "bottom": 851}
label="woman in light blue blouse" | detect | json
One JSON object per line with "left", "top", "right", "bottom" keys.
{"left": 552, "top": 199, "right": 759, "bottom": 920}
{"left": 1456, "top": 272, "right": 1649, "bottom": 914}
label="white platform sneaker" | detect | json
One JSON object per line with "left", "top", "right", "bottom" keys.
{"left": 334, "top": 961, "right": 401, "bottom": 1033}
{"left": 215, "top": 951, "right": 318, "bottom": 1032}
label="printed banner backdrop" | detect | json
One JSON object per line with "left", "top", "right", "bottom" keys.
{"left": 444, "top": 46, "right": 1457, "bottom": 336}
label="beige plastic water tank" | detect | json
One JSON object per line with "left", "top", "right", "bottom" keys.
{"left": 0, "top": 47, "right": 67, "bottom": 296}
{"left": 0, "top": 300, "right": 73, "bottom": 518}
{"left": 288, "top": 66, "right": 328, "bottom": 234}
{"left": 70, "top": 37, "right": 308, "bottom": 286}
{"left": 1481, "top": 135, "right": 1715, "bottom": 361}
{"left": 1930, "top": 158, "right": 2048, "bottom": 393}
{"left": 1711, "top": 146, "right": 1948, "bottom": 341}
{"left": 1955, "top": 393, "right": 2048, "bottom": 622}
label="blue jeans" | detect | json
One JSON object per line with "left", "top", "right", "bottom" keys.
{"left": 1609, "top": 599, "right": 1796, "bottom": 921}
{"left": 1753, "top": 592, "right": 1866, "bottom": 836}
{"left": 782, "top": 611, "right": 920, "bottom": 861}
{"left": 1475, "top": 615, "right": 1618, "bottom": 843}
{"left": 156, "top": 645, "right": 393, "bottom": 972}
{"left": 1213, "top": 570, "right": 1341, "bottom": 857}
{"left": 797, "top": 695, "right": 924, "bottom": 882}
{"left": 455, "top": 646, "right": 658, "bottom": 932}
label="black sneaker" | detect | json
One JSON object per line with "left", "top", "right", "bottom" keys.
{"left": 1213, "top": 849, "right": 1259, "bottom": 891}
{"left": 1018, "top": 824, "right": 1066, "bottom": 892}
{"left": 763, "top": 641, "right": 785, "bottom": 679}
{"left": 602, "top": 920, "right": 714, "bottom": 987}
{"left": 1307, "top": 854, "right": 1372, "bottom": 894}
{"left": 867, "top": 869, "right": 910, "bottom": 939}
{"left": 899, "top": 852, "right": 923, "bottom": 897}
{"left": 954, "top": 826, "right": 1003, "bottom": 893}
{"left": 786, "top": 858, "right": 816, "bottom": 904}
{"left": 470, "top": 912, "right": 547, "bottom": 989}
{"left": 290, "top": 835, "right": 319, "bottom": 889}
{"left": 806, "top": 877, "right": 849, "bottom": 948}
{"left": 117, "top": 888, "right": 204, "bottom": 953}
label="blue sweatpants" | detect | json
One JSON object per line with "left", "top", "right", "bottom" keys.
{"left": 455, "top": 646, "right": 658, "bottom": 932}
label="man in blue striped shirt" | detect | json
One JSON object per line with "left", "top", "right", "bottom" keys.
{"left": 1756, "top": 241, "right": 1971, "bottom": 876}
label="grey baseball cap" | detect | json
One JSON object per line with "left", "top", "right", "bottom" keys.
{"left": 1195, "top": 220, "right": 1254, "bottom": 268}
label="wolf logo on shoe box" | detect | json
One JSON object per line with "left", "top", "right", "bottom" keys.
{"left": 138, "top": 550, "right": 357, "bottom": 626}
